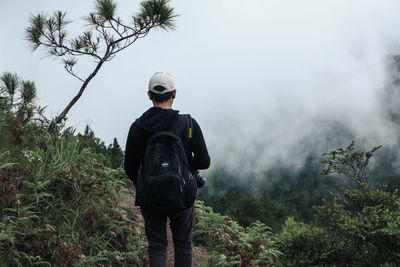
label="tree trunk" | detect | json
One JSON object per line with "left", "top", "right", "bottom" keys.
{"left": 48, "top": 60, "right": 105, "bottom": 132}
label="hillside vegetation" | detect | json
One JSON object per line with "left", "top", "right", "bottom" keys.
{"left": 0, "top": 73, "right": 146, "bottom": 265}
{"left": 1, "top": 73, "right": 400, "bottom": 266}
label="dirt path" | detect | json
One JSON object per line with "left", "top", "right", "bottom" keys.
{"left": 118, "top": 188, "right": 208, "bottom": 266}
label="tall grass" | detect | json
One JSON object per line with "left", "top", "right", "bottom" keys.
{"left": 0, "top": 129, "right": 146, "bottom": 266}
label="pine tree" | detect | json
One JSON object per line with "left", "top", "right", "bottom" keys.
{"left": 25, "top": 0, "right": 177, "bottom": 131}
{"left": 108, "top": 138, "right": 123, "bottom": 169}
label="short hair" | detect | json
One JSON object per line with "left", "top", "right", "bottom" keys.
{"left": 149, "top": 90, "right": 174, "bottom": 103}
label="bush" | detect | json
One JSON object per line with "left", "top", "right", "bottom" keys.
{"left": 275, "top": 141, "right": 400, "bottom": 267}
{"left": 275, "top": 217, "right": 333, "bottom": 266}
{"left": 0, "top": 132, "right": 147, "bottom": 266}
{"left": 275, "top": 189, "right": 400, "bottom": 266}
{"left": 315, "top": 188, "right": 400, "bottom": 266}
{"left": 0, "top": 83, "right": 147, "bottom": 265}
{"left": 193, "top": 201, "right": 280, "bottom": 266}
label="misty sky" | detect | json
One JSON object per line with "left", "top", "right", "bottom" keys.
{"left": 2, "top": 0, "right": 400, "bottom": 175}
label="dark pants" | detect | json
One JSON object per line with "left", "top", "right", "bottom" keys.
{"left": 140, "top": 206, "right": 194, "bottom": 267}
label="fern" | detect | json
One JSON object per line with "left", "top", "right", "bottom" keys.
{"left": 193, "top": 201, "right": 280, "bottom": 266}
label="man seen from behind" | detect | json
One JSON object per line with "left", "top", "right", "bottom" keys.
{"left": 124, "top": 72, "right": 210, "bottom": 267}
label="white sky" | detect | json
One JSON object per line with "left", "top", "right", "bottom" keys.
{"left": 2, "top": 0, "right": 400, "bottom": 174}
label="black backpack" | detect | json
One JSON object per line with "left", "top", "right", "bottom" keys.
{"left": 139, "top": 114, "right": 197, "bottom": 212}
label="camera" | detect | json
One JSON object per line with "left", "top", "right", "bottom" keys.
{"left": 192, "top": 170, "right": 206, "bottom": 188}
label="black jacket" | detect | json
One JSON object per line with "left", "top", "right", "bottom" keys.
{"left": 124, "top": 107, "right": 210, "bottom": 204}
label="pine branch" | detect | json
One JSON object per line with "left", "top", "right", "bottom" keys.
{"left": 26, "top": 0, "right": 177, "bottom": 131}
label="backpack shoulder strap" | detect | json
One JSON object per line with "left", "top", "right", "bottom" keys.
{"left": 168, "top": 114, "right": 188, "bottom": 137}
{"left": 185, "top": 114, "right": 193, "bottom": 140}
{"left": 168, "top": 114, "right": 194, "bottom": 139}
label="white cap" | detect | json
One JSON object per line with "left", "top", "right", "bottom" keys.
{"left": 148, "top": 72, "right": 175, "bottom": 94}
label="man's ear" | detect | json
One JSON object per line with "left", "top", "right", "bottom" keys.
{"left": 147, "top": 91, "right": 153, "bottom": 100}
{"left": 172, "top": 89, "right": 176, "bottom": 99}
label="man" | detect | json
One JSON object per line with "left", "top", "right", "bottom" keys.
{"left": 124, "top": 72, "right": 210, "bottom": 267}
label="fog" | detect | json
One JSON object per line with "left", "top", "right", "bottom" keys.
{"left": 1, "top": 0, "right": 400, "bottom": 176}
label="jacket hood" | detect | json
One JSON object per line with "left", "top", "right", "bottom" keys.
{"left": 136, "top": 107, "right": 180, "bottom": 136}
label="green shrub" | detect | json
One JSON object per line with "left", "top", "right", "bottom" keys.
{"left": 0, "top": 131, "right": 146, "bottom": 266}
{"left": 276, "top": 189, "right": 400, "bottom": 267}
{"left": 315, "top": 188, "right": 400, "bottom": 266}
{"left": 275, "top": 217, "right": 332, "bottom": 266}
{"left": 275, "top": 142, "right": 400, "bottom": 267}
{"left": 1, "top": 72, "right": 146, "bottom": 265}
{"left": 193, "top": 201, "right": 280, "bottom": 266}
